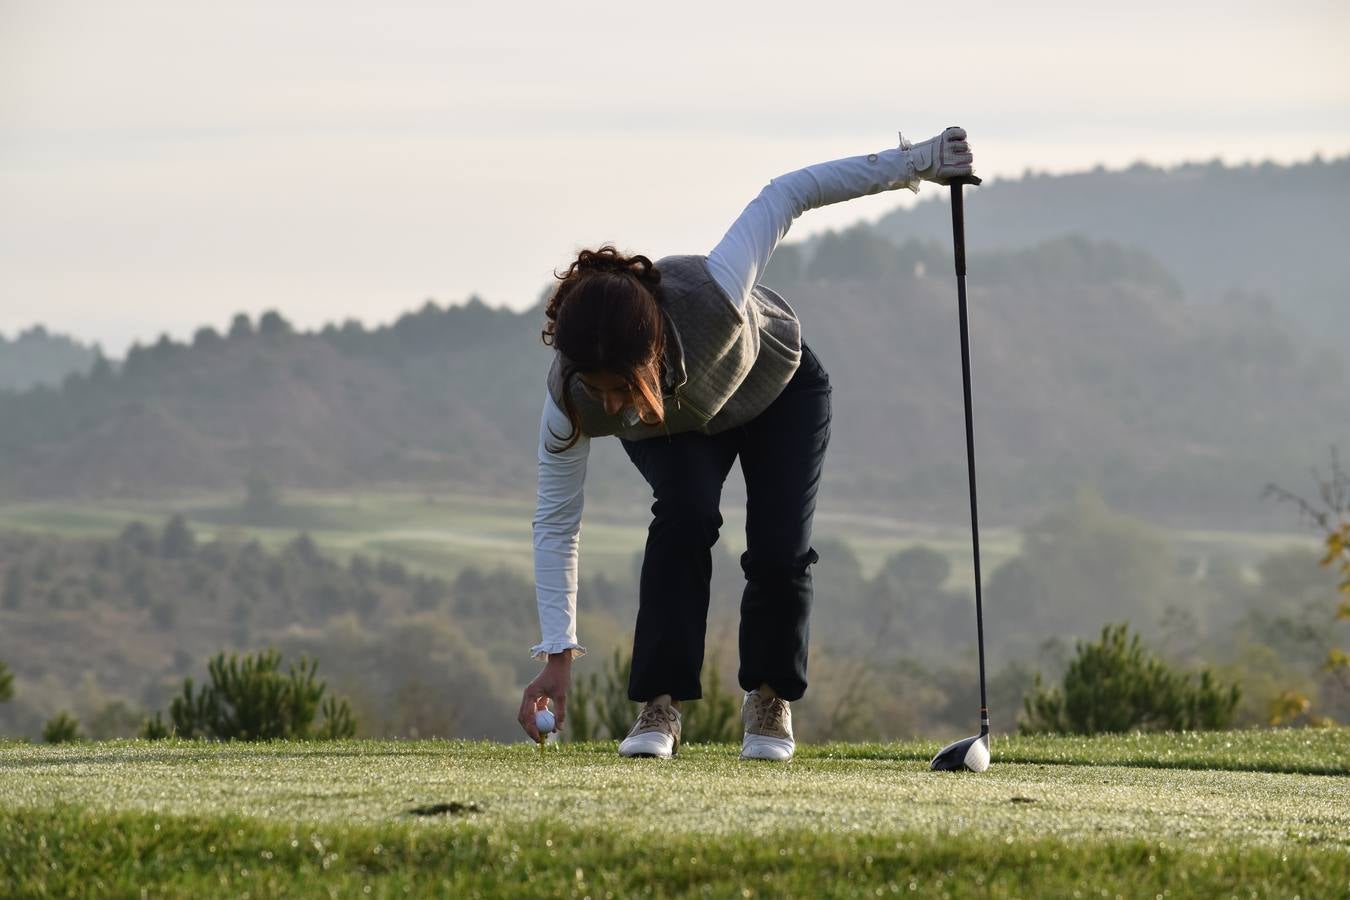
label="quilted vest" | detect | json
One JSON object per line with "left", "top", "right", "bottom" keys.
{"left": 545, "top": 254, "right": 802, "bottom": 441}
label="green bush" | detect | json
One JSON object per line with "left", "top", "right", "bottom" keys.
{"left": 317, "top": 695, "right": 357, "bottom": 740}
{"left": 565, "top": 649, "right": 631, "bottom": 742}
{"left": 155, "top": 649, "right": 356, "bottom": 741}
{"left": 43, "top": 711, "right": 81, "bottom": 743}
{"left": 1022, "top": 623, "right": 1240, "bottom": 734}
{"left": 159, "top": 514, "right": 196, "bottom": 559}
{"left": 0, "top": 659, "right": 12, "bottom": 702}
{"left": 566, "top": 648, "right": 739, "bottom": 743}
{"left": 680, "top": 658, "right": 740, "bottom": 744}
{"left": 139, "top": 712, "right": 170, "bottom": 740}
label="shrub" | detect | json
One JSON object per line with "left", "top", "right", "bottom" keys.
{"left": 43, "top": 711, "right": 82, "bottom": 743}
{"left": 140, "top": 711, "right": 171, "bottom": 740}
{"left": 118, "top": 521, "right": 155, "bottom": 555}
{"left": 1264, "top": 449, "right": 1350, "bottom": 717}
{"left": 680, "top": 658, "right": 740, "bottom": 744}
{"left": 317, "top": 695, "right": 357, "bottom": 739}
{"left": 565, "top": 648, "right": 631, "bottom": 742}
{"left": 159, "top": 649, "right": 356, "bottom": 741}
{"left": 160, "top": 515, "right": 197, "bottom": 559}
{"left": 566, "top": 648, "right": 739, "bottom": 743}
{"left": 1022, "top": 623, "right": 1240, "bottom": 734}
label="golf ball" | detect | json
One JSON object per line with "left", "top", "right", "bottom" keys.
{"left": 535, "top": 709, "right": 556, "bottom": 734}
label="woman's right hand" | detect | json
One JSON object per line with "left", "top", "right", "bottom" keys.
{"left": 518, "top": 652, "right": 572, "bottom": 742}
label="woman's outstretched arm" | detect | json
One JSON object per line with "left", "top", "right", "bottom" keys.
{"left": 706, "top": 126, "right": 974, "bottom": 309}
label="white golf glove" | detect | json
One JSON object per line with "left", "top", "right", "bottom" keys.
{"left": 902, "top": 126, "right": 975, "bottom": 186}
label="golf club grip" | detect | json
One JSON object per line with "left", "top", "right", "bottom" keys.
{"left": 951, "top": 186, "right": 966, "bottom": 277}
{"left": 947, "top": 176, "right": 980, "bottom": 275}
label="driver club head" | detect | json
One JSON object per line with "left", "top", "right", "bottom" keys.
{"left": 930, "top": 732, "right": 990, "bottom": 773}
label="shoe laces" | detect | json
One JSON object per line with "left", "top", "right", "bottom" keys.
{"left": 751, "top": 694, "right": 789, "bottom": 733}
{"left": 635, "top": 702, "right": 676, "bottom": 733}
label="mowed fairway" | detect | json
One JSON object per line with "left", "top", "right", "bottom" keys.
{"left": 2, "top": 732, "right": 1348, "bottom": 898}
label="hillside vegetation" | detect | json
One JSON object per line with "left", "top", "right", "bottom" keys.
{"left": 0, "top": 518, "right": 528, "bottom": 742}
{"left": 764, "top": 233, "right": 1346, "bottom": 526}
{"left": 2, "top": 156, "right": 1347, "bottom": 530}
{"left": 2, "top": 490, "right": 1344, "bottom": 744}
{"left": 0, "top": 301, "right": 538, "bottom": 502}
{"left": 0, "top": 325, "right": 97, "bottom": 391}
{"left": 872, "top": 154, "right": 1350, "bottom": 341}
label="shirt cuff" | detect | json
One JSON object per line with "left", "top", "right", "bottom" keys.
{"left": 895, "top": 135, "right": 921, "bottom": 194}
{"left": 530, "top": 641, "right": 587, "bottom": 661}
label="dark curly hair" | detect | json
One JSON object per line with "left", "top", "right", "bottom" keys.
{"left": 542, "top": 246, "right": 665, "bottom": 452}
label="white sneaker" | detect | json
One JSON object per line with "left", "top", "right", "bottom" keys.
{"left": 618, "top": 696, "right": 681, "bottom": 758}
{"left": 740, "top": 689, "right": 794, "bottom": 761}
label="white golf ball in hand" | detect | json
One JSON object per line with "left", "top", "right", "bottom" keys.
{"left": 535, "top": 708, "right": 556, "bottom": 735}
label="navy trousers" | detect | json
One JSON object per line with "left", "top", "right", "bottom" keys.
{"left": 619, "top": 343, "right": 832, "bottom": 702}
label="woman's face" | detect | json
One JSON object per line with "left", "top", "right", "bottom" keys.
{"left": 578, "top": 371, "right": 633, "bottom": 416}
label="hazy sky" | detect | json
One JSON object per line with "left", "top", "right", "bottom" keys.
{"left": 3, "top": 0, "right": 1348, "bottom": 353}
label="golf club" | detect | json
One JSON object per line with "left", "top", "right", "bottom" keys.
{"left": 930, "top": 173, "right": 991, "bottom": 774}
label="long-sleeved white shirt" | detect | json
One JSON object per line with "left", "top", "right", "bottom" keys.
{"left": 530, "top": 143, "right": 924, "bottom": 658}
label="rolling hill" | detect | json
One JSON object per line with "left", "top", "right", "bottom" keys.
{"left": 1, "top": 157, "right": 1345, "bottom": 530}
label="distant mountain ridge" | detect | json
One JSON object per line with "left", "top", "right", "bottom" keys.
{"left": 1, "top": 156, "right": 1344, "bottom": 529}
{"left": 2, "top": 157, "right": 1339, "bottom": 528}
{"left": 870, "top": 154, "right": 1350, "bottom": 342}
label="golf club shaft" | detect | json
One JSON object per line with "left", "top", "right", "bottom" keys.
{"left": 949, "top": 178, "right": 988, "bottom": 729}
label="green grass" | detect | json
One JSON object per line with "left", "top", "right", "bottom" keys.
{"left": 817, "top": 728, "right": 1350, "bottom": 775}
{"left": 2, "top": 733, "right": 1347, "bottom": 897}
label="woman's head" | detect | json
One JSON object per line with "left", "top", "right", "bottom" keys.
{"left": 542, "top": 246, "right": 666, "bottom": 451}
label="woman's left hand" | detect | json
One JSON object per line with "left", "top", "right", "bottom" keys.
{"left": 910, "top": 126, "right": 975, "bottom": 184}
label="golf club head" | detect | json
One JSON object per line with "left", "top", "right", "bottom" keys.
{"left": 930, "top": 732, "right": 990, "bottom": 773}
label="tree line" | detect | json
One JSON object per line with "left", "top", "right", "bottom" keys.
{"left": 2, "top": 215, "right": 1345, "bottom": 530}
{"left": 1, "top": 469, "right": 1344, "bottom": 743}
